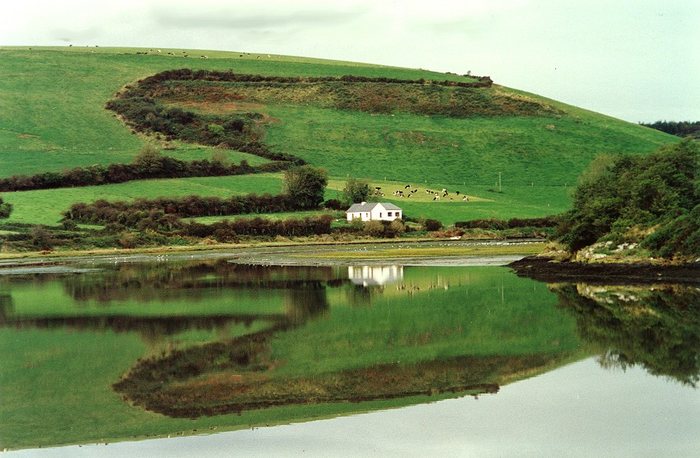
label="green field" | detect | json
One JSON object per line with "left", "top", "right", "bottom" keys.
{"left": 0, "top": 46, "right": 677, "bottom": 228}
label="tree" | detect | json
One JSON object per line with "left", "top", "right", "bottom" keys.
{"left": 342, "top": 178, "right": 370, "bottom": 205}
{"left": 0, "top": 197, "right": 11, "bottom": 219}
{"left": 282, "top": 165, "right": 328, "bottom": 209}
{"left": 210, "top": 149, "right": 230, "bottom": 166}
{"left": 422, "top": 218, "right": 443, "bottom": 231}
{"left": 30, "top": 226, "right": 54, "bottom": 251}
{"left": 132, "top": 144, "right": 165, "bottom": 175}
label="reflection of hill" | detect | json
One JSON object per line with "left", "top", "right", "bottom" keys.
{"left": 553, "top": 283, "right": 700, "bottom": 386}
{"left": 3, "top": 262, "right": 582, "bottom": 422}
{"left": 114, "top": 319, "right": 572, "bottom": 418}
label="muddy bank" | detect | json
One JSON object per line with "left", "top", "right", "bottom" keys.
{"left": 0, "top": 239, "right": 543, "bottom": 271}
{"left": 509, "top": 256, "right": 700, "bottom": 285}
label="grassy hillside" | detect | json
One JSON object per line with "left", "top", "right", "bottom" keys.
{"left": 0, "top": 46, "right": 677, "bottom": 227}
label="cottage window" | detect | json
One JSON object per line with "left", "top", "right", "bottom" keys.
{"left": 387, "top": 212, "right": 393, "bottom": 217}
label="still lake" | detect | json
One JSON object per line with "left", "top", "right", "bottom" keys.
{"left": 1, "top": 253, "right": 698, "bottom": 455}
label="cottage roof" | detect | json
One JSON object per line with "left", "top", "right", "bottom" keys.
{"left": 346, "top": 202, "right": 401, "bottom": 212}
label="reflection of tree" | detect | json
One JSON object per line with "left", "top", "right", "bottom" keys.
{"left": 0, "top": 294, "right": 13, "bottom": 321}
{"left": 285, "top": 284, "right": 329, "bottom": 323}
{"left": 554, "top": 284, "right": 700, "bottom": 386}
{"left": 346, "top": 284, "right": 376, "bottom": 307}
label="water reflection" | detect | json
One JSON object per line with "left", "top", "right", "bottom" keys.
{"left": 0, "top": 262, "right": 579, "bottom": 424}
{"left": 552, "top": 283, "right": 700, "bottom": 386}
{"left": 2, "top": 260, "right": 697, "bottom": 450}
{"left": 348, "top": 265, "right": 403, "bottom": 286}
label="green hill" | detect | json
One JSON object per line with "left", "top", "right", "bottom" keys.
{"left": 0, "top": 46, "right": 677, "bottom": 227}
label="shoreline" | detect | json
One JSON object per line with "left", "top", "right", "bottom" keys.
{"left": 0, "top": 238, "right": 544, "bottom": 268}
{"left": 509, "top": 256, "right": 700, "bottom": 285}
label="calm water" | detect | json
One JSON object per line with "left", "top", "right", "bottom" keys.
{"left": 1, "top": 257, "right": 698, "bottom": 455}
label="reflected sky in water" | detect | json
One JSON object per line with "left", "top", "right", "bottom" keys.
{"left": 10, "top": 358, "right": 698, "bottom": 458}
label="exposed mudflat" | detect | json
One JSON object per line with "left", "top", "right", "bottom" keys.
{"left": 0, "top": 240, "right": 542, "bottom": 272}
{"left": 509, "top": 256, "right": 700, "bottom": 285}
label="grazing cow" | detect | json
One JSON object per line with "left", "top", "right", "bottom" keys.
{"left": 463, "top": 196, "right": 469, "bottom": 201}
{"left": 404, "top": 184, "right": 411, "bottom": 189}
{"left": 455, "top": 191, "right": 460, "bottom": 195}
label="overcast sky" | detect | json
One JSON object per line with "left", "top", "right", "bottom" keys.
{"left": 2, "top": 0, "right": 698, "bottom": 122}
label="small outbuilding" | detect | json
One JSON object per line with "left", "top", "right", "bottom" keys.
{"left": 346, "top": 202, "right": 402, "bottom": 222}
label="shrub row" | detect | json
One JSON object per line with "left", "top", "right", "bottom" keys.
{"left": 65, "top": 193, "right": 302, "bottom": 225}
{"left": 135, "top": 68, "right": 494, "bottom": 89}
{"left": 180, "top": 215, "right": 333, "bottom": 241}
{"left": 106, "top": 97, "right": 302, "bottom": 164}
{"left": 107, "top": 87, "right": 304, "bottom": 165}
{"left": 0, "top": 157, "right": 289, "bottom": 192}
{"left": 454, "top": 216, "right": 560, "bottom": 230}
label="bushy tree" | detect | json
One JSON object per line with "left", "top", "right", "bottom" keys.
{"left": 133, "top": 143, "right": 167, "bottom": 175}
{"left": 30, "top": 226, "right": 54, "bottom": 250}
{"left": 342, "top": 178, "right": 370, "bottom": 205}
{"left": 422, "top": 218, "right": 443, "bottom": 231}
{"left": 558, "top": 139, "right": 699, "bottom": 255}
{"left": 0, "top": 197, "right": 11, "bottom": 219}
{"left": 282, "top": 165, "right": 328, "bottom": 209}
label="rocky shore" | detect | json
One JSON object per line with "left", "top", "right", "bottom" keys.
{"left": 508, "top": 256, "right": 700, "bottom": 285}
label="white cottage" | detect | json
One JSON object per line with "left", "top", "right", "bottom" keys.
{"left": 346, "top": 202, "right": 402, "bottom": 222}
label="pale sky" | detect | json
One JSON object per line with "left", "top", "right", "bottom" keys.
{"left": 2, "top": 0, "right": 698, "bottom": 122}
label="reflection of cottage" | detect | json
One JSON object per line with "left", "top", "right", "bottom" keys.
{"left": 348, "top": 265, "right": 404, "bottom": 286}
{"left": 346, "top": 202, "right": 402, "bottom": 222}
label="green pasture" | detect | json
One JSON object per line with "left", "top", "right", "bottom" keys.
{"left": 0, "top": 46, "right": 678, "bottom": 229}
{"left": 2, "top": 174, "right": 285, "bottom": 225}
{"left": 2, "top": 176, "right": 569, "bottom": 226}
{"left": 263, "top": 105, "right": 673, "bottom": 188}
{"left": 0, "top": 47, "right": 473, "bottom": 178}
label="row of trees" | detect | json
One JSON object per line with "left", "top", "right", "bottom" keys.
{"left": 640, "top": 121, "right": 700, "bottom": 139}
{"left": 0, "top": 146, "right": 291, "bottom": 193}
{"left": 64, "top": 165, "right": 328, "bottom": 226}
